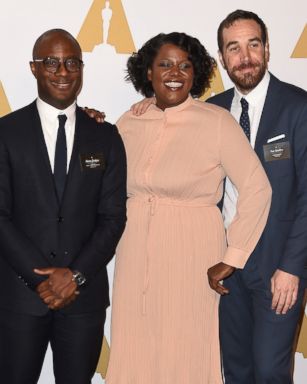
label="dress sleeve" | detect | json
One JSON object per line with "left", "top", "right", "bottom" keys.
{"left": 116, "top": 111, "right": 131, "bottom": 134}
{"left": 218, "top": 110, "right": 272, "bottom": 268}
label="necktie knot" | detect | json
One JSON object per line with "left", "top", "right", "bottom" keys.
{"left": 240, "top": 98, "right": 249, "bottom": 112}
{"left": 58, "top": 114, "right": 67, "bottom": 127}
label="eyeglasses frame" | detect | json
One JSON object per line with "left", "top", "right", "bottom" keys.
{"left": 31, "top": 56, "right": 84, "bottom": 73}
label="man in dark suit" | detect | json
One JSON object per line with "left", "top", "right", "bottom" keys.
{"left": 206, "top": 10, "right": 307, "bottom": 384}
{"left": 0, "top": 29, "right": 126, "bottom": 384}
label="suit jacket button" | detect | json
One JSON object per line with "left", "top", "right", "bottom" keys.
{"left": 64, "top": 251, "right": 68, "bottom": 255}
{"left": 57, "top": 216, "right": 64, "bottom": 223}
{"left": 50, "top": 252, "right": 56, "bottom": 258}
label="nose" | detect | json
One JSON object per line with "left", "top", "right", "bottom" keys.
{"left": 240, "top": 46, "right": 251, "bottom": 62}
{"left": 169, "top": 64, "right": 180, "bottom": 75}
{"left": 55, "top": 61, "right": 69, "bottom": 75}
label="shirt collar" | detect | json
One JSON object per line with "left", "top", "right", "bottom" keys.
{"left": 36, "top": 97, "right": 76, "bottom": 125}
{"left": 233, "top": 70, "right": 270, "bottom": 108}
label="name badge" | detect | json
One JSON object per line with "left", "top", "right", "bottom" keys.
{"left": 79, "top": 153, "right": 105, "bottom": 171}
{"left": 263, "top": 141, "right": 290, "bottom": 162}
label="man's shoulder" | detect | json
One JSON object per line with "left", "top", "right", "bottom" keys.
{"left": 0, "top": 101, "right": 36, "bottom": 125}
{"left": 76, "top": 107, "right": 119, "bottom": 141}
{"left": 206, "top": 88, "right": 234, "bottom": 109}
{"left": 77, "top": 107, "right": 115, "bottom": 128}
{"left": 0, "top": 102, "right": 37, "bottom": 138}
{"left": 269, "top": 74, "right": 307, "bottom": 104}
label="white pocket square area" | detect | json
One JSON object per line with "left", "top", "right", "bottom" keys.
{"left": 267, "top": 134, "right": 286, "bottom": 143}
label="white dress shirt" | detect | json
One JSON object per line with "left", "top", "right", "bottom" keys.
{"left": 223, "top": 71, "right": 270, "bottom": 228}
{"left": 36, "top": 97, "right": 76, "bottom": 173}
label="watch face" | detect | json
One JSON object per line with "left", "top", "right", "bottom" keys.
{"left": 73, "top": 271, "right": 86, "bottom": 286}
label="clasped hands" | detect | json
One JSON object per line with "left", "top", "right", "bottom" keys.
{"left": 34, "top": 267, "right": 79, "bottom": 310}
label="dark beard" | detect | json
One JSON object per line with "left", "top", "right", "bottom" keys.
{"left": 227, "top": 62, "right": 266, "bottom": 93}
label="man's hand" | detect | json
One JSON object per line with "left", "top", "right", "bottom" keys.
{"left": 207, "top": 262, "right": 235, "bottom": 295}
{"left": 36, "top": 279, "right": 79, "bottom": 310}
{"left": 83, "top": 107, "right": 105, "bottom": 123}
{"left": 271, "top": 269, "right": 299, "bottom": 315}
{"left": 130, "top": 97, "right": 156, "bottom": 116}
{"left": 34, "top": 267, "right": 78, "bottom": 308}
{"left": 46, "top": 292, "right": 79, "bottom": 310}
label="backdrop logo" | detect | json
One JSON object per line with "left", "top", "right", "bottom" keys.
{"left": 200, "top": 66, "right": 225, "bottom": 101}
{"left": 0, "top": 81, "right": 11, "bottom": 117}
{"left": 291, "top": 24, "right": 307, "bottom": 58}
{"left": 96, "top": 335, "right": 110, "bottom": 377}
{"left": 77, "top": 0, "right": 135, "bottom": 53}
{"left": 297, "top": 314, "right": 307, "bottom": 357}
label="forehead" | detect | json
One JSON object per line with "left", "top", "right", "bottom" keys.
{"left": 35, "top": 33, "right": 81, "bottom": 58}
{"left": 155, "top": 43, "right": 189, "bottom": 59}
{"left": 222, "top": 19, "right": 262, "bottom": 46}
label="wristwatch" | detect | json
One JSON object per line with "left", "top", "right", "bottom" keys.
{"left": 72, "top": 270, "right": 87, "bottom": 287}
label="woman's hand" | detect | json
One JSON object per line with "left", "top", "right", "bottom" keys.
{"left": 207, "top": 262, "right": 235, "bottom": 295}
{"left": 83, "top": 107, "right": 106, "bottom": 123}
{"left": 130, "top": 97, "right": 156, "bottom": 115}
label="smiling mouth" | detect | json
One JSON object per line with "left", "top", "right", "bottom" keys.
{"left": 164, "top": 81, "right": 183, "bottom": 90}
{"left": 51, "top": 82, "right": 71, "bottom": 90}
{"left": 235, "top": 63, "right": 258, "bottom": 72}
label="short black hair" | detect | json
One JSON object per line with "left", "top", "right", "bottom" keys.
{"left": 217, "top": 10, "right": 268, "bottom": 52}
{"left": 126, "top": 32, "right": 216, "bottom": 98}
{"left": 32, "top": 29, "right": 81, "bottom": 59}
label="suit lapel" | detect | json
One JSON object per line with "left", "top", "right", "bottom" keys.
{"left": 60, "top": 107, "right": 82, "bottom": 205}
{"left": 222, "top": 90, "right": 234, "bottom": 111}
{"left": 254, "top": 75, "right": 282, "bottom": 157}
{"left": 30, "top": 102, "right": 59, "bottom": 209}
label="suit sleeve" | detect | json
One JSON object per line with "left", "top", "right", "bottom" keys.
{"left": 218, "top": 111, "right": 272, "bottom": 268}
{"left": 69, "top": 126, "right": 127, "bottom": 281}
{"left": 0, "top": 136, "right": 51, "bottom": 288}
{"left": 279, "top": 101, "right": 307, "bottom": 277}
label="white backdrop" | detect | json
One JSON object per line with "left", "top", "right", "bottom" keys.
{"left": 0, "top": 1, "right": 306, "bottom": 382}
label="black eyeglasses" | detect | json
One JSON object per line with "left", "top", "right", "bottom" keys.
{"left": 32, "top": 56, "right": 84, "bottom": 73}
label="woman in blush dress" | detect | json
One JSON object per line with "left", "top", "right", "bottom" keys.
{"left": 105, "top": 32, "right": 272, "bottom": 384}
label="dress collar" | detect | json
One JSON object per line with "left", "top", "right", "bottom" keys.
{"left": 151, "top": 94, "right": 194, "bottom": 114}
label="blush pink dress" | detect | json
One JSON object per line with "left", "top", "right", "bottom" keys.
{"left": 106, "top": 96, "right": 271, "bottom": 384}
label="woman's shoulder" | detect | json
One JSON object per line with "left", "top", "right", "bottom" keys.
{"left": 188, "top": 99, "right": 235, "bottom": 126}
{"left": 190, "top": 98, "right": 230, "bottom": 116}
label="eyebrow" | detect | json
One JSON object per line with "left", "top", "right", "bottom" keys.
{"left": 158, "top": 57, "right": 191, "bottom": 61}
{"left": 225, "top": 37, "right": 262, "bottom": 50}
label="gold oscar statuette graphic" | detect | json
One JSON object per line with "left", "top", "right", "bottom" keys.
{"left": 291, "top": 24, "right": 307, "bottom": 58}
{"left": 200, "top": 66, "right": 225, "bottom": 101}
{"left": 297, "top": 314, "right": 307, "bottom": 358}
{"left": 77, "top": 0, "right": 135, "bottom": 54}
{"left": 0, "top": 81, "right": 11, "bottom": 117}
{"left": 96, "top": 336, "right": 110, "bottom": 378}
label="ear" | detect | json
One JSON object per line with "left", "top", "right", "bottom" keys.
{"left": 264, "top": 42, "right": 270, "bottom": 63}
{"left": 30, "top": 61, "right": 37, "bottom": 78}
{"left": 218, "top": 50, "right": 226, "bottom": 69}
{"left": 147, "top": 68, "right": 152, "bottom": 82}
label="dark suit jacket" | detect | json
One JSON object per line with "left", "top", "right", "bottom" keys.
{"left": 207, "top": 74, "right": 307, "bottom": 283}
{"left": 0, "top": 101, "right": 127, "bottom": 315}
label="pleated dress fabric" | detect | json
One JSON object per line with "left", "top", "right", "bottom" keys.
{"left": 105, "top": 96, "right": 271, "bottom": 384}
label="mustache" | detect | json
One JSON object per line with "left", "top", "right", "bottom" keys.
{"left": 233, "top": 62, "right": 259, "bottom": 71}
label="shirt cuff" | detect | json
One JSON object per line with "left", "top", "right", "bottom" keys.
{"left": 223, "top": 246, "right": 250, "bottom": 269}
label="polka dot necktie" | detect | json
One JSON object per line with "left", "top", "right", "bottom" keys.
{"left": 54, "top": 114, "right": 67, "bottom": 201}
{"left": 240, "top": 98, "right": 250, "bottom": 141}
